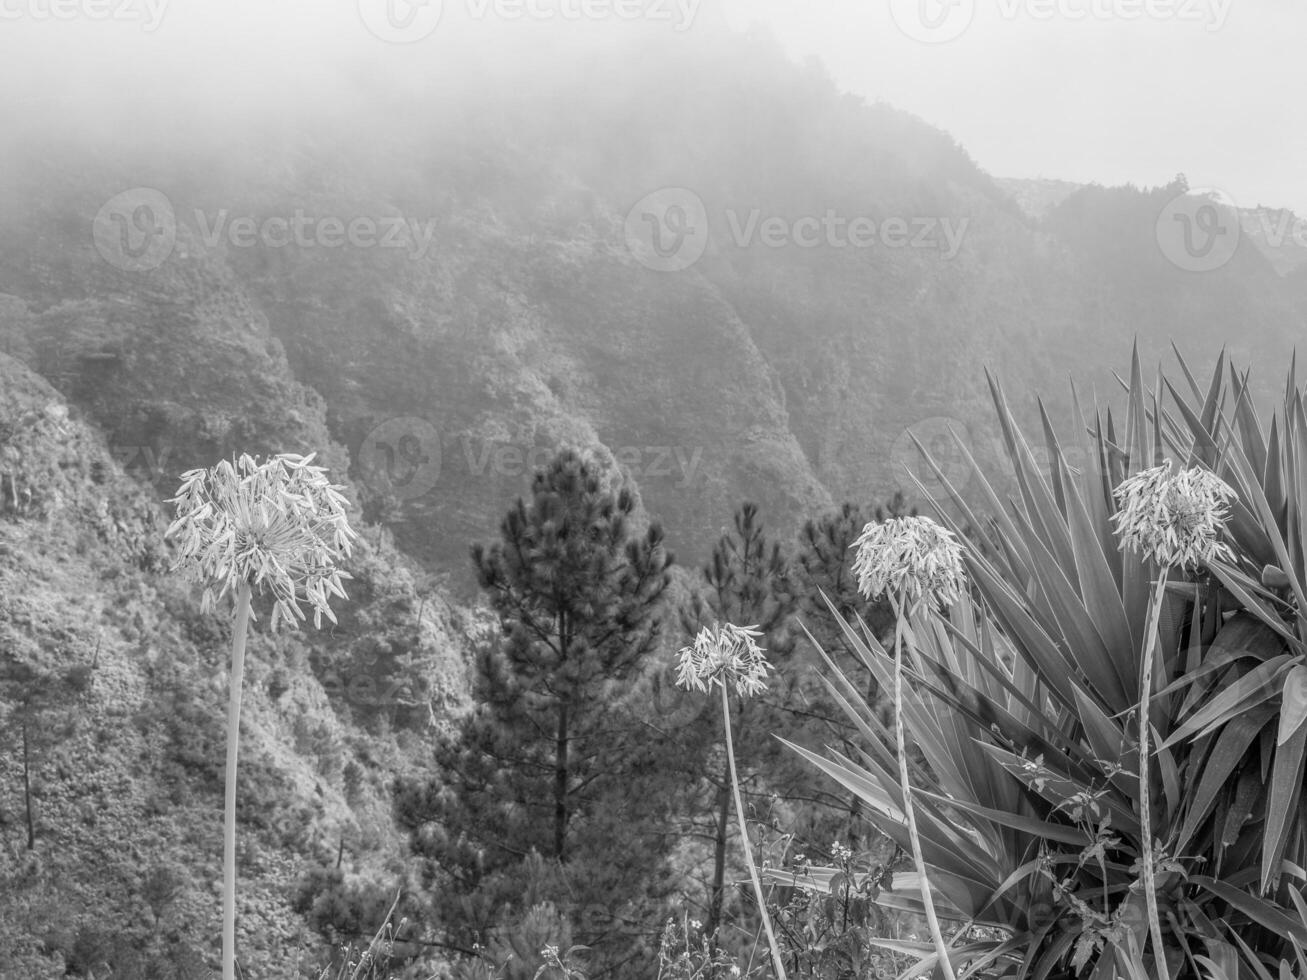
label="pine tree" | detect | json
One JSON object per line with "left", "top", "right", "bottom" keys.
{"left": 676, "top": 502, "right": 840, "bottom": 944}
{"left": 394, "top": 449, "right": 676, "bottom": 975}
{"left": 0, "top": 657, "right": 83, "bottom": 851}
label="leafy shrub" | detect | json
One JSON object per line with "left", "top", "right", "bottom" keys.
{"left": 783, "top": 348, "right": 1307, "bottom": 977}
{"left": 140, "top": 863, "right": 186, "bottom": 926}
{"left": 53, "top": 922, "right": 208, "bottom": 980}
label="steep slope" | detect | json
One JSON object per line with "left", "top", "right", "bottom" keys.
{"left": 0, "top": 352, "right": 473, "bottom": 978}
{"left": 4, "top": 30, "right": 1305, "bottom": 587}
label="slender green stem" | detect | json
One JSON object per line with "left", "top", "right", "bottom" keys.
{"left": 223, "top": 583, "right": 253, "bottom": 980}
{"left": 1138, "top": 567, "right": 1171, "bottom": 980}
{"left": 720, "top": 683, "right": 786, "bottom": 980}
{"left": 892, "top": 598, "right": 957, "bottom": 980}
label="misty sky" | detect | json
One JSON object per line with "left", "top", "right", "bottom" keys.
{"left": 730, "top": 0, "right": 1306, "bottom": 214}
{"left": 1, "top": 0, "right": 1302, "bottom": 214}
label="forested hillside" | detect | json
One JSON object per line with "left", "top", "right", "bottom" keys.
{"left": 2, "top": 16, "right": 1306, "bottom": 979}
{"left": 3, "top": 28, "right": 1303, "bottom": 585}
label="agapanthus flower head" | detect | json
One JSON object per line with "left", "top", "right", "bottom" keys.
{"left": 1112, "top": 460, "right": 1236, "bottom": 569}
{"left": 850, "top": 515, "right": 967, "bottom": 613}
{"left": 675, "top": 623, "right": 772, "bottom": 698}
{"left": 166, "top": 452, "right": 356, "bottom": 630}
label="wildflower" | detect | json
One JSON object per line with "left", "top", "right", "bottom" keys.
{"left": 675, "top": 622, "right": 772, "bottom": 698}
{"left": 854, "top": 514, "right": 964, "bottom": 980}
{"left": 674, "top": 621, "right": 789, "bottom": 978}
{"left": 167, "top": 452, "right": 356, "bottom": 629}
{"left": 1111, "top": 460, "right": 1235, "bottom": 569}
{"left": 167, "top": 452, "right": 356, "bottom": 980}
{"left": 1113, "top": 460, "right": 1234, "bottom": 980}
{"left": 851, "top": 515, "right": 967, "bottom": 612}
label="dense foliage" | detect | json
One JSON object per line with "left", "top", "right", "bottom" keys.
{"left": 393, "top": 451, "right": 678, "bottom": 976}
{"left": 778, "top": 347, "right": 1307, "bottom": 978}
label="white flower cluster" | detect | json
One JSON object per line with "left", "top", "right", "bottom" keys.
{"left": 1111, "top": 461, "right": 1236, "bottom": 569}
{"left": 850, "top": 515, "right": 967, "bottom": 612}
{"left": 166, "top": 452, "right": 356, "bottom": 630}
{"left": 675, "top": 623, "right": 772, "bottom": 698}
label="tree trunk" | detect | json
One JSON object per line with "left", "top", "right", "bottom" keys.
{"left": 554, "top": 701, "right": 569, "bottom": 863}
{"left": 22, "top": 714, "right": 34, "bottom": 851}
{"left": 554, "top": 609, "right": 570, "bottom": 863}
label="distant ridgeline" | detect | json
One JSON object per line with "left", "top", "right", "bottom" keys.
{"left": 0, "top": 30, "right": 1304, "bottom": 587}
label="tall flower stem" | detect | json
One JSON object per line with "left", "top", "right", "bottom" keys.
{"left": 1137, "top": 567, "right": 1171, "bottom": 980}
{"left": 167, "top": 453, "right": 354, "bottom": 979}
{"left": 719, "top": 684, "right": 786, "bottom": 980}
{"left": 223, "top": 583, "right": 252, "bottom": 980}
{"left": 891, "top": 597, "right": 957, "bottom": 980}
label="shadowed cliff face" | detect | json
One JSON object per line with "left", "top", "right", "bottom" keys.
{"left": 0, "top": 348, "right": 479, "bottom": 976}
{"left": 2, "top": 28, "right": 1305, "bottom": 588}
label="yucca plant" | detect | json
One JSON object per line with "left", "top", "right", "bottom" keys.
{"left": 772, "top": 345, "right": 1307, "bottom": 979}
